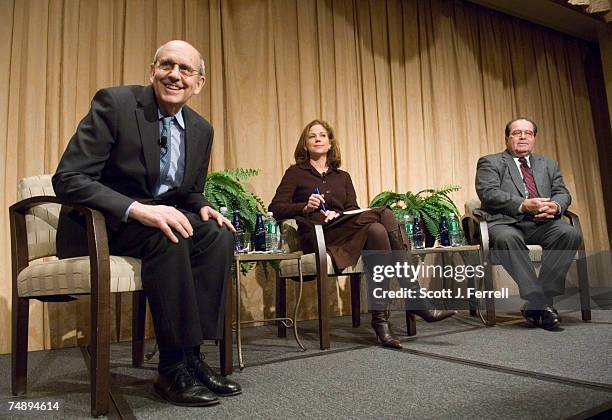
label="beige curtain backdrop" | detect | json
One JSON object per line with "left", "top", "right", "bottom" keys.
{"left": 0, "top": 0, "right": 609, "bottom": 354}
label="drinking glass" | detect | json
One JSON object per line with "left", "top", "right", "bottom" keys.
{"left": 234, "top": 232, "right": 251, "bottom": 254}
{"left": 412, "top": 232, "right": 425, "bottom": 249}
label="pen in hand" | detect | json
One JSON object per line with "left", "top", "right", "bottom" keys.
{"left": 314, "top": 187, "right": 327, "bottom": 211}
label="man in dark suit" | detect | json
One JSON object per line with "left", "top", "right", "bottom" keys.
{"left": 475, "top": 117, "right": 582, "bottom": 330}
{"left": 53, "top": 40, "right": 240, "bottom": 406}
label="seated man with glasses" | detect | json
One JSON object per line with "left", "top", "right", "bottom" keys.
{"left": 53, "top": 40, "right": 241, "bottom": 407}
{"left": 474, "top": 117, "right": 581, "bottom": 330}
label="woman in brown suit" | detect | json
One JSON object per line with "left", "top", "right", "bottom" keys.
{"left": 269, "top": 119, "right": 454, "bottom": 348}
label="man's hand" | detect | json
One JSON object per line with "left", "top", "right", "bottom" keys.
{"left": 322, "top": 209, "right": 341, "bottom": 223}
{"left": 303, "top": 193, "right": 325, "bottom": 214}
{"left": 200, "top": 206, "right": 236, "bottom": 232}
{"left": 533, "top": 202, "right": 558, "bottom": 221}
{"left": 522, "top": 198, "right": 558, "bottom": 221}
{"left": 522, "top": 197, "right": 551, "bottom": 215}
{"left": 129, "top": 202, "right": 193, "bottom": 243}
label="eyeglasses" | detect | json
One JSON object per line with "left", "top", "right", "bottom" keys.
{"left": 155, "top": 59, "right": 201, "bottom": 78}
{"left": 510, "top": 130, "right": 534, "bottom": 137}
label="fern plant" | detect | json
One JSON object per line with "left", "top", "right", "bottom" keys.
{"left": 204, "top": 168, "right": 266, "bottom": 235}
{"left": 369, "top": 185, "right": 461, "bottom": 240}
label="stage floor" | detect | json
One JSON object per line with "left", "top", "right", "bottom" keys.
{"left": 1, "top": 309, "right": 611, "bottom": 419}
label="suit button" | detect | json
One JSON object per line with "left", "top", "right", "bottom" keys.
{"left": 326, "top": 190, "right": 331, "bottom": 194}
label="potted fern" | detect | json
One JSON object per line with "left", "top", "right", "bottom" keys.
{"left": 204, "top": 168, "right": 266, "bottom": 235}
{"left": 369, "top": 185, "right": 461, "bottom": 244}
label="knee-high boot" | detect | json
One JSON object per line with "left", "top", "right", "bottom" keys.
{"left": 371, "top": 309, "right": 401, "bottom": 349}
{"left": 388, "top": 230, "right": 456, "bottom": 323}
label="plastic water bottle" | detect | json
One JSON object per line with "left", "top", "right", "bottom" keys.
{"left": 448, "top": 213, "right": 462, "bottom": 247}
{"left": 439, "top": 215, "right": 450, "bottom": 246}
{"left": 265, "top": 212, "right": 281, "bottom": 252}
{"left": 403, "top": 214, "right": 413, "bottom": 249}
{"left": 254, "top": 212, "right": 266, "bottom": 251}
{"left": 232, "top": 209, "right": 244, "bottom": 252}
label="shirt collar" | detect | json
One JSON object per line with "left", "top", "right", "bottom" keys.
{"left": 297, "top": 161, "right": 339, "bottom": 173}
{"left": 157, "top": 108, "right": 185, "bottom": 130}
{"left": 513, "top": 155, "right": 531, "bottom": 166}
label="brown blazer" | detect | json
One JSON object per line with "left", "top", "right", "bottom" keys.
{"left": 269, "top": 162, "right": 375, "bottom": 269}
{"left": 269, "top": 162, "right": 359, "bottom": 218}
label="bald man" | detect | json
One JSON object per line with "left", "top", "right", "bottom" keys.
{"left": 53, "top": 40, "right": 241, "bottom": 407}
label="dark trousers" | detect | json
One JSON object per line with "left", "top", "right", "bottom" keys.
{"left": 488, "top": 219, "right": 581, "bottom": 300}
{"left": 108, "top": 212, "right": 234, "bottom": 349}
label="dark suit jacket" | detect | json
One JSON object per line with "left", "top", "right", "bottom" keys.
{"left": 475, "top": 150, "right": 571, "bottom": 228}
{"left": 53, "top": 85, "right": 213, "bottom": 257}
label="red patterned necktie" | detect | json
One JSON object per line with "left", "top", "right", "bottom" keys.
{"left": 518, "top": 157, "right": 539, "bottom": 198}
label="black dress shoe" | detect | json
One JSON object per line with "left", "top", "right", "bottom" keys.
{"left": 154, "top": 364, "right": 220, "bottom": 406}
{"left": 520, "top": 303, "right": 541, "bottom": 327}
{"left": 540, "top": 305, "right": 561, "bottom": 330}
{"left": 191, "top": 356, "right": 242, "bottom": 397}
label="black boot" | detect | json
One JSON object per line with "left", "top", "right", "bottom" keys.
{"left": 371, "top": 310, "right": 402, "bottom": 349}
{"left": 388, "top": 229, "right": 456, "bottom": 323}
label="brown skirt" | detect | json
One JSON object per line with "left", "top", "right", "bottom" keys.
{"left": 298, "top": 207, "right": 390, "bottom": 271}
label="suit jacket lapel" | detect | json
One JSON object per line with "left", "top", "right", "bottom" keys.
{"left": 135, "top": 86, "right": 160, "bottom": 194}
{"left": 502, "top": 151, "right": 526, "bottom": 197}
{"left": 180, "top": 107, "right": 202, "bottom": 191}
{"left": 530, "top": 155, "right": 549, "bottom": 197}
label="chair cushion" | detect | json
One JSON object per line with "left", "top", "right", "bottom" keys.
{"left": 464, "top": 198, "right": 481, "bottom": 216}
{"left": 526, "top": 245, "right": 543, "bottom": 262}
{"left": 280, "top": 219, "right": 301, "bottom": 253}
{"left": 279, "top": 252, "right": 363, "bottom": 277}
{"left": 17, "top": 256, "right": 142, "bottom": 297}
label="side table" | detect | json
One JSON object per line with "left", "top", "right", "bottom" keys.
{"left": 411, "top": 245, "right": 493, "bottom": 326}
{"left": 233, "top": 251, "right": 305, "bottom": 370}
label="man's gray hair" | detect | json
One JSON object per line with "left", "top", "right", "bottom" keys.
{"left": 153, "top": 44, "right": 206, "bottom": 77}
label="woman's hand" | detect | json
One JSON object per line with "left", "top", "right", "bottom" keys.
{"left": 303, "top": 193, "right": 325, "bottom": 214}
{"left": 322, "top": 209, "right": 340, "bottom": 223}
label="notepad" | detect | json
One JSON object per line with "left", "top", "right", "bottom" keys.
{"left": 342, "top": 208, "right": 371, "bottom": 215}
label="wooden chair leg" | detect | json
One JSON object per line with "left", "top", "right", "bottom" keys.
{"left": 316, "top": 272, "right": 330, "bottom": 350}
{"left": 467, "top": 274, "right": 477, "bottom": 317}
{"left": 132, "top": 291, "right": 146, "bottom": 367}
{"left": 484, "top": 264, "right": 496, "bottom": 326}
{"left": 12, "top": 296, "right": 29, "bottom": 395}
{"left": 405, "top": 311, "right": 416, "bottom": 336}
{"left": 115, "top": 293, "right": 122, "bottom": 342}
{"left": 90, "top": 288, "right": 111, "bottom": 417}
{"left": 220, "top": 272, "right": 233, "bottom": 376}
{"left": 276, "top": 275, "right": 287, "bottom": 337}
{"left": 350, "top": 274, "right": 361, "bottom": 327}
{"left": 576, "top": 249, "right": 592, "bottom": 322}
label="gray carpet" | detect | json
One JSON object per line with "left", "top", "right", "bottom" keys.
{"left": 0, "top": 310, "right": 610, "bottom": 419}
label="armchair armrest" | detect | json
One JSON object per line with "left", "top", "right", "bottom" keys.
{"left": 9, "top": 196, "right": 111, "bottom": 302}
{"left": 463, "top": 212, "right": 490, "bottom": 258}
{"left": 563, "top": 209, "right": 585, "bottom": 250}
{"left": 293, "top": 216, "right": 328, "bottom": 276}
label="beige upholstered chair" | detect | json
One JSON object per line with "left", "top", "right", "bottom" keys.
{"left": 463, "top": 198, "right": 591, "bottom": 325}
{"left": 9, "top": 175, "right": 146, "bottom": 417}
{"left": 276, "top": 218, "right": 417, "bottom": 350}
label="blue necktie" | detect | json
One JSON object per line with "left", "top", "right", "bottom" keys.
{"left": 159, "top": 116, "right": 173, "bottom": 183}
